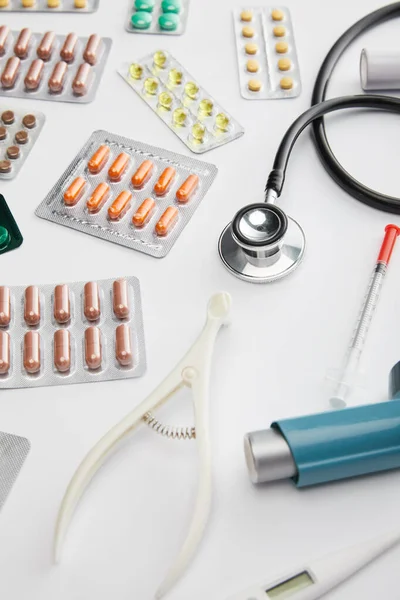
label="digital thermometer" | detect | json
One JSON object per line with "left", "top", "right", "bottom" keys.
{"left": 225, "top": 529, "right": 400, "bottom": 600}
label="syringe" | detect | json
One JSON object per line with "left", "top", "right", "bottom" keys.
{"left": 329, "top": 224, "right": 400, "bottom": 409}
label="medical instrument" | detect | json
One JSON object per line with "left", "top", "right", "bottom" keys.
{"left": 0, "top": 195, "right": 22, "bottom": 255}
{"left": 328, "top": 224, "right": 400, "bottom": 408}
{"left": 361, "top": 48, "right": 400, "bottom": 91}
{"left": 0, "top": 431, "right": 30, "bottom": 511}
{"left": 54, "top": 292, "right": 231, "bottom": 599}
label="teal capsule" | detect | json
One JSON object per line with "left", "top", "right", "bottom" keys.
{"left": 134, "top": 0, "right": 155, "bottom": 11}
{"left": 0, "top": 226, "right": 10, "bottom": 250}
{"left": 161, "top": 0, "right": 182, "bottom": 14}
{"left": 131, "top": 11, "right": 153, "bottom": 29}
{"left": 159, "top": 12, "right": 180, "bottom": 31}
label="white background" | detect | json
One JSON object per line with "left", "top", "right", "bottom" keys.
{"left": 1, "top": 0, "right": 400, "bottom": 598}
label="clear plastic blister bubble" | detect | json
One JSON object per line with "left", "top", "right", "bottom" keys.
{"left": 0, "top": 107, "right": 44, "bottom": 179}
{"left": 0, "top": 0, "right": 99, "bottom": 13}
{"left": 126, "top": 0, "right": 190, "bottom": 35}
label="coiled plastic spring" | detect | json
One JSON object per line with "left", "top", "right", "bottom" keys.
{"left": 143, "top": 412, "right": 196, "bottom": 441}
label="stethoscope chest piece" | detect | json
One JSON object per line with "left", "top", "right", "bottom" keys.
{"left": 218, "top": 203, "right": 306, "bottom": 283}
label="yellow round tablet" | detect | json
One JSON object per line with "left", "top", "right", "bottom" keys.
{"left": 271, "top": 8, "right": 284, "bottom": 21}
{"left": 278, "top": 58, "right": 291, "bottom": 71}
{"left": 242, "top": 26, "right": 255, "bottom": 38}
{"left": 280, "top": 77, "right": 293, "bottom": 90}
{"left": 248, "top": 79, "right": 262, "bottom": 92}
{"left": 240, "top": 9, "right": 253, "bottom": 22}
{"left": 246, "top": 59, "right": 259, "bottom": 73}
{"left": 275, "top": 41, "right": 289, "bottom": 53}
{"left": 245, "top": 43, "right": 258, "bottom": 55}
{"left": 273, "top": 26, "right": 286, "bottom": 37}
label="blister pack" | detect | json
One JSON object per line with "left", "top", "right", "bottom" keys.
{"left": 233, "top": 7, "right": 301, "bottom": 99}
{"left": 126, "top": 0, "right": 189, "bottom": 35}
{"left": 0, "top": 107, "right": 44, "bottom": 178}
{"left": 0, "top": 195, "right": 23, "bottom": 254}
{"left": 0, "top": 0, "right": 99, "bottom": 12}
{"left": 118, "top": 50, "right": 244, "bottom": 153}
{"left": 0, "top": 431, "right": 30, "bottom": 511}
{"left": 0, "top": 27, "right": 112, "bottom": 103}
{"left": 35, "top": 130, "right": 218, "bottom": 258}
{"left": 0, "top": 277, "right": 146, "bottom": 389}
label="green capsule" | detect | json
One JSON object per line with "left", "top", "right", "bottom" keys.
{"left": 161, "top": 0, "right": 182, "bottom": 14}
{"left": 144, "top": 77, "right": 159, "bottom": 95}
{"left": 184, "top": 81, "right": 199, "bottom": 99}
{"left": 172, "top": 107, "right": 188, "bottom": 126}
{"left": 158, "top": 91, "right": 173, "bottom": 110}
{"left": 131, "top": 11, "right": 152, "bottom": 29}
{"left": 215, "top": 112, "right": 230, "bottom": 131}
{"left": 198, "top": 98, "right": 213, "bottom": 116}
{"left": 192, "top": 122, "right": 206, "bottom": 142}
{"left": 134, "top": 0, "right": 155, "bottom": 11}
{"left": 159, "top": 12, "right": 180, "bottom": 31}
{"left": 0, "top": 226, "right": 10, "bottom": 250}
{"left": 129, "top": 63, "right": 143, "bottom": 80}
{"left": 168, "top": 68, "right": 183, "bottom": 85}
{"left": 153, "top": 50, "right": 167, "bottom": 68}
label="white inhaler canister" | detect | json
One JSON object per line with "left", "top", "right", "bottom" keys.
{"left": 360, "top": 48, "right": 400, "bottom": 90}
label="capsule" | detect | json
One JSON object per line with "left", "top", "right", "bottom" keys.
{"left": 154, "top": 166, "right": 176, "bottom": 196}
{"left": 60, "top": 33, "right": 78, "bottom": 63}
{"left": 108, "top": 152, "right": 130, "bottom": 182}
{"left": 54, "top": 284, "right": 71, "bottom": 324}
{"left": 64, "top": 176, "right": 86, "bottom": 206}
{"left": 14, "top": 28, "right": 32, "bottom": 59}
{"left": 0, "top": 25, "right": 10, "bottom": 56}
{"left": 37, "top": 31, "right": 56, "bottom": 61}
{"left": 54, "top": 329, "right": 71, "bottom": 373}
{"left": 23, "top": 331, "right": 41, "bottom": 374}
{"left": 113, "top": 279, "right": 130, "bottom": 319}
{"left": 0, "top": 331, "right": 10, "bottom": 375}
{"left": 24, "top": 59, "right": 44, "bottom": 91}
{"left": 86, "top": 182, "right": 110, "bottom": 214}
{"left": 72, "top": 63, "right": 91, "bottom": 96}
{"left": 1, "top": 57, "right": 20, "bottom": 89}
{"left": 176, "top": 174, "right": 199, "bottom": 203}
{"left": 108, "top": 190, "right": 132, "bottom": 221}
{"left": 132, "top": 197, "right": 155, "bottom": 228}
{"left": 24, "top": 285, "right": 40, "bottom": 326}
{"left": 48, "top": 61, "right": 68, "bottom": 93}
{"left": 131, "top": 159, "right": 153, "bottom": 188}
{"left": 83, "top": 34, "right": 102, "bottom": 66}
{"left": 88, "top": 145, "right": 110, "bottom": 174}
{"left": 85, "top": 326, "right": 102, "bottom": 370}
{"left": 115, "top": 324, "right": 133, "bottom": 367}
{"left": 0, "top": 286, "right": 11, "bottom": 327}
{"left": 155, "top": 206, "right": 178, "bottom": 236}
{"left": 84, "top": 281, "right": 101, "bottom": 321}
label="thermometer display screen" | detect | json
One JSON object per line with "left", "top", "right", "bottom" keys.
{"left": 266, "top": 571, "right": 314, "bottom": 598}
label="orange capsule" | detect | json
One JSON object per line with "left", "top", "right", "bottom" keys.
{"left": 23, "top": 331, "right": 41, "bottom": 374}
{"left": 113, "top": 279, "right": 130, "bottom": 319}
{"left": 64, "top": 176, "right": 86, "bottom": 206}
{"left": 37, "top": 31, "right": 56, "bottom": 61}
{"left": 1, "top": 56, "right": 20, "bottom": 89}
{"left": 115, "top": 324, "right": 133, "bottom": 367}
{"left": 24, "top": 59, "right": 45, "bottom": 91}
{"left": 132, "top": 197, "right": 155, "bottom": 228}
{"left": 14, "top": 28, "right": 31, "bottom": 59}
{"left": 0, "top": 330, "right": 10, "bottom": 375}
{"left": 83, "top": 34, "right": 102, "bottom": 66}
{"left": 0, "top": 286, "right": 11, "bottom": 327}
{"left": 60, "top": 32, "right": 78, "bottom": 63}
{"left": 72, "top": 62, "right": 91, "bottom": 96}
{"left": 131, "top": 159, "right": 154, "bottom": 188}
{"left": 85, "top": 326, "right": 102, "bottom": 370}
{"left": 24, "top": 286, "right": 40, "bottom": 326}
{"left": 84, "top": 281, "right": 101, "bottom": 321}
{"left": 54, "top": 329, "right": 71, "bottom": 373}
{"left": 176, "top": 174, "right": 199, "bottom": 203}
{"left": 88, "top": 145, "right": 110, "bottom": 174}
{"left": 48, "top": 61, "right": 68, "bottom": 93}
{"left": 54, "top": 284, "right": 71, "bottom": 324}
{"left": 86, "top": 182, "right": 110, "bottom": 214}
{"left": 108, "top": 190, "right": 132, "bottom": 221}
{"left": 0, "top": 25, "right": 10, "bottom": 56}
{"left": 108, "top": 152, "right": 130, "bottom": 182}
{"left": 154, "top": 166, "right": 176, "bottom": 196}
{"left": 155, "top": 206, "right": 179, "bottom": 237}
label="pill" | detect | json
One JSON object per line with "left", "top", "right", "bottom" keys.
{"left": 0, "top": 330, "right": 10, "bottom": 375}
{"left": 22, "top": 0, "right": 34, "bottom": 5}
{"left": 64, "top": 176, "right": 86, "bottom": 206}
{"left": 246, "top": 59, "right": 259, "bottom": 73}
{"left": 153, "top": 50, "right": 167, "bottom": 68}
{"left": 0, "top": 160, "right": 11, "bottom": 173}
{"left": 24, "top": 59, "right": 44, "bottom": 90}
{"left": 54, "top": 329, "right": 71, "bottom": 373}
{"left": 85, "top": 326, "right": 102, "bottom": 370}
{"left": 131, "top": 159, "right": 153, "bottom": 188}
{"left": 108, "top": 190, "right": 132, "bottom": 220}
{"left": 60, "top": 33, "right": 78, "bottom": 63}
{"left": 176, "top": 174, "right": 199, "bottom": 203}
{"left": 108, "top": 153, "right": 130, "bottom": 182}
{"left": 184, "top": 81, "right": 199, "bottom": 99}
{"left": 273, "top": 26, "right": 286, "bottom": 37}
{"left": 1, "top": 57, "right": 20, "bottom": 89}
{"left": 54, "top": 284, "right": 71, "bottom": 324}
{"left": 169, "top": 68, "right": 182, "bottom": 85}
{"left": 74, "top": 0, "right": 87, "bottom": 6}
{"left": 115, "top": 324, "right": 133, "bottom": 367}
{"left": 83, "top": 34, "right": 101, "bottom": 66}
{"left": 84, "top": 282, "right": 100, "bottom": 321}
{"left": 113, "top": 279, "right": 130, "bottom": 319}
{"left": 0, "top": 25, "right": 10, "bottom": 56}
{"left": 132, "top": 197, "right": 155, "bottom": 228}
{"left": 215, "top": 112, "right": 230, "bottom": 131}
{"left": 144, "top": 76, "right": 159, "bottom": 94}
{"left": 0, "top": 225, "right": 9, "bottom": 250}
{"left": 280, "top": 76, "right": 293, "bottom": 89}
{"left": 48, "top": 61, "right": 68, "bottom": 93}
{"left": 0, "top": 0, "right": 9, "bottom": 6}
{"left": 240, "top": 9, "right": 253, "bottom": 21}
{"left": 158, "top": 90, "right": 173, "bottom": 109}
{"left": 14, "top": 28, "right": 31, "bottom": 58}
{"left": 172, "top": 107, "right": 188, "bottom": 126}
{"left": 72, "top": 63, "right": 91, "bottom": 96}
{"left": 48, "top": 0, "right": 61, "bottom": 6}
{"left": 1, "top": 110, "right": 14, "bottom": 125}
{"left": 0, "top": 126, "right": 6, "bottom": 141}
{"left": 162, "top": 0, "right": 181, "bottom": 13}
{"left": 271, "top": 8, "right": 284, "bottom": 21}
{"left": 86, "top": 182, "right": 110, "bottom": 213}
{"left": 135, "top": 0, "right": 155, "bottom": 10}
{"left": 248, "top": 78, "right": 262, "bottom": 92}
{"left": 131, "top": 11, "right": 152, "bottom": 29}
{"left": 24, "top": 285, "right": 40, "bottom": 326}
{"left": 159, "top": 13, "right": 180, "bottom": 31}
{"left": 242, "top": 26, "right": 255, "bottom": 38}
{"left": 23, "top": 331, "right": 40, "bottom": 374}
{"left": 275, "top": 41, "right": 288, "bottom": 53}
{"left": 129, "top": 63, "right": 143, "bottom": 80}
{"left": 192, "top": 122, "right": 206, "bottom": 142}
{"left": 154, "top": 166, "right": 176, "bottom": 196}
{"left": 198, "top": 98, "right": 213, "bottom": 116}
{"left": 0, "top": 286, "right": 10, "bottom": 327}
{"left": 245, "top": 43, "right": 258, "bottom": 55}
{"left": 155, "top": 206, "right": 178, "bottom": 236}
{"left": 22, "top": 114, "right": 36, "bottom": 129}
{"left": 15, "top": 131, "right": 28, "bottom": 144}
{"left": 37, "top": 31, "right": 55, "bottom": 61}
{"left": 7, "top": 146, "right": 20, "bottom": 160}
{"left": 88, "top": 145, "right": 110, "bottom": 174}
